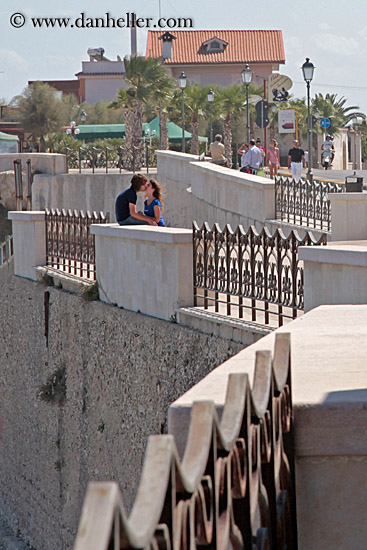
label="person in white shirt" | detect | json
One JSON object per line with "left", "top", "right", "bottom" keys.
{"left": 321, "top": 134, "right": 335, "bottom": 164}
{"left": 246, "top": 139, "right": 263, "bottom": 174}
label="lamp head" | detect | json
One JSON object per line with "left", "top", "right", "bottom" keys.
{"left": 302, "top": 58, "right": 315, "bottom": 83}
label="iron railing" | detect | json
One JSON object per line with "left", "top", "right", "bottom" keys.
{"left": 193, "top": 221, "right": 327, "bottom": 327}
{"left": 66, "top": 147, "right": 124, "bottom": 174}
{"left": 0, "top": 235, "right": 13, "bottom": 266}
{"left": 66, "top": 144, "right": 157, "bottom": 173}
{"left": 275, "top": 176, "right": 344, "bottom": 231}
{"left": 45, "top": 209, "right": 110, "bottom": 280}
{"left": 74, "top": 332, "right": 297, "bottom": 550}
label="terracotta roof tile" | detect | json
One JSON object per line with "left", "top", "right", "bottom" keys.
{"left": 146, "top": 30, "right": 285, "bottom": 65}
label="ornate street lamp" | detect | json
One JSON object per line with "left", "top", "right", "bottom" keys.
{"left": 80, "top": 110, "right": 87, "bottom": 123}
{"left": 302, "top": 58, "right": 315, "bottom": 179}
{"left": 66, "top": 120, "right": 80, "bottom": 137}
{"left": 241, "top": 64, "right": 253, "bottom": 143}
{"left": 207, "top": 88, "right": 215, "bottom": 145}
{"left": 178, "top": 72, "right": 187, "bottom": 153}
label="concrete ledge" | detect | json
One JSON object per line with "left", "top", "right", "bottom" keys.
{"left": 190, "top": 161, "right": 274, "bottom": 189}
{"left": 8, "top": 211, "right": 45, "bottom": 222}
{"left": 177, "top": 306, "right": 272, "bottom": 345}
{"left": 329, "top": 191, "right": 367, "bottom": 201}
{"left": 299, "top": 240, "right": 367, "bottom": 266}
{"left": 35, "top": 266, "right": 93, "bottom": 294}
{"left": 91, "top": 223, "right": 192, "bottom": 244}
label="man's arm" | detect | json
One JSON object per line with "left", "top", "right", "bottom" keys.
{"left": 302, "top": 155, "right": 306, "bottom": 168}
{"left": 288, "top": 154, "right": 291, "bottom": 169}
{"left": 129, "top": 203, "right": 157, "bottom": 226}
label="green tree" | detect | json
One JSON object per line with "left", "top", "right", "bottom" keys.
{"left": 17, "top": 82, "right": 64, "bottom": 151}
{"left": 312, "top": 93, "right": 365, "bottom": 136}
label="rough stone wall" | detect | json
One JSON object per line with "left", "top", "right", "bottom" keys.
{"left": 0, "top": 274, "right": 243, "bottom": 550}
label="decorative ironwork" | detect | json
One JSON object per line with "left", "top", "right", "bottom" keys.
{"left": 74, "top": 333, "right": 297, "bottom": 550}
{"left": 193, "top": 221, "right": 326, "bottom": 326}
{"left": 45, "top": 209, "right": 109, "bottom": 280}
{"left": 66, "top": 147, "right": 124, "bottom": 174}
{"left": 66, "top": 145, "right": 156, "bottom": 173}
{"left": 275, "top": 176, "right": 343, "bottom": 231}
{"left": 0, "top": 235, "right": 13, "bottom": 266}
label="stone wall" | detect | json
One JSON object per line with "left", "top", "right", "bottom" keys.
{"left": 0, "top": 273, "right": 243, "bottom": 550}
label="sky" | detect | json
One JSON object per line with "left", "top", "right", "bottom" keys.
{"left": 1, "top": 0, "right": 367, "bottom": 117}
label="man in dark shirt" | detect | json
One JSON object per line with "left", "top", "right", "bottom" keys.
{"left": 115, "top": 173, "right": 157, "bottom": 226}
{"left": 288, "top": 140, "right": 306, "bottom": 182}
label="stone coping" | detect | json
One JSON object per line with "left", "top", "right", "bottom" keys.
{"left": 329, "top": 192, "right": 367, "bottom": 201}
{"left": 91, "top": 223, "right": 192, "bottom": 244}
{"left": 169, "top": 305, "right": 367, "bottom": 456}
{"left": 299, "top": 240, "right": 367, "bottom": 266}
{"left": 190, "top": 161, "right": 274, "bottom": 188}
{"left": 156, "top": 150, "right": 200, "bottom": 161}
{"left": 8, "top": 211, "right": 45, "bottom": 222}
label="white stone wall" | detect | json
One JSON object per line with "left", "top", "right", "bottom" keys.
{"left": 299, "top": 241, "right": 367, "bottom": 311}
{"left": 92, "top": 224, "right": 193, "bottom": 320}
{"left": 0, "top": 153, "right": 66, "bottom": 175}
{"left": 329, "top": 192, "right": 367, "bottom": 241}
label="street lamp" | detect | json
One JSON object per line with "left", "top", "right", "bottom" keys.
{"left": 178, "top": 72, "right": 187, "bottom": 153}
{"left": 207, "top": 88, "right": 215, "bottom": 145}
{"left": 80, "top": 110, "right": 87, "bottom": 123}
{"left": 353, "top": 116, "right": 359, "bottom": 170}
{"left": 241, "top": 64, "right": 253, "bottom": 142}
{"left": 302, "top": 57, "right": 315, "bottom": 179}
{"left": 66, "top": 120, "right": 80, "bottom": 137}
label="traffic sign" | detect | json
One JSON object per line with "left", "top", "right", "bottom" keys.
{"left": 320, "top": 117, "right": 331, "bottom": 129}
{"left": 255, "top": 100, "right": 269, "bottom": 128}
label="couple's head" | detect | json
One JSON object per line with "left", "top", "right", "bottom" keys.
{"left": 131, "top": 173, "right": 163, "bottom": 205}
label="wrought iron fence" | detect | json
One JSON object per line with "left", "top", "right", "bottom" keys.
{"left": 74, "top": 332, "right": 297, "bottom": 550}
{"left": 45, "top": 209, "right": 110, "bottom": 280}
{"left": 66, "top": 147, "right": 124, "bottom": 174}
{"left": 193, "top": 221, "right": 327, "bottom": 327}
{"left": 275, "top": 176, "right": 344, "bottom": 231}
{"left": 66, "top": 144, "right": 157, "bottom": 173}
{"left": 0, "top": 235, "right": 13, "bottom": 266}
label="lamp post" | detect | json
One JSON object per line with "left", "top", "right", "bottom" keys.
{"left": 353, "top": 116, "right": 359, "bottom": 170}
{"left": 80, "top": 110, "right": 87, "bottom": 124}
{"left": 66, "top": 120, "right": 80, "bottom": 138}
{"left": 178, "top": 72, "right": 187, "bottom": 153}
{"left": 207, "top": 88, "right": 215, "bottom": 145}
{"left": 241, "top": 64, "right": 253, "bottom": 143}
{"left": 302, "top": 57, "right": 315, "bottom": 180}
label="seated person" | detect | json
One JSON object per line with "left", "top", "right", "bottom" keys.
{"left": 115, "top": 173, "right": 157, "bottom": 226}
{"left": 144, "top": 179, "right": 165, "bottom": 226}
{"left": 209, "top": 134, "right": 229, "bottom": 167}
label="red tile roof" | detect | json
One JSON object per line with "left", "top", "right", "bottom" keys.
{"left": 146, "top": 30, "right": 285, "bottom": 65}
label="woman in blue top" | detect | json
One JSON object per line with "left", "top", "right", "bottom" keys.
{"left": 144, "top": 179, "right": 165, "bottom": 226}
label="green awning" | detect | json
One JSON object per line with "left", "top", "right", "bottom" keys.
{"left": 75, "top": 119, "right": 207, "bottom": 142}
{"left": 148, "top": 116, "right": 207, "bottom": 142}
{"left": 0, "top": 131, "right": 18, "bottom": 141}
{"left": 75, "top": 123, "right": 150, "bottom": 140}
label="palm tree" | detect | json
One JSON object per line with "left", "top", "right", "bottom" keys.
{"left": 312, "top": 93, "right": 366, "bottom": 136}
{"left": 215, "top": 85, "right": 248, "bottom": 165}
{"left": 110, "top": 55, "right": 171, "bottom": 170}
{"left": 144, "top": 77, "right": 176, "bottom": 151}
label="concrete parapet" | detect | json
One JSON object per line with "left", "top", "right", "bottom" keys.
{"left": 8, "top": 210, "right": 46, "bottom": 280}
{"left": 169, "top": 304, "right": 367, "bottom": 550}
{"left": 156, "top": 150, "right": 276, "bottom": 230}
{"left": 299, "top": 240, "right": 367, "bottom": 311}
{"left": 91, "top": 224, "right": 193, "bottom": 320}
{"left": 0, "top": 153, "right": 66, "bottom": 175}
{"left": 329, "top": 191, "right": 367, "bottom": 241}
